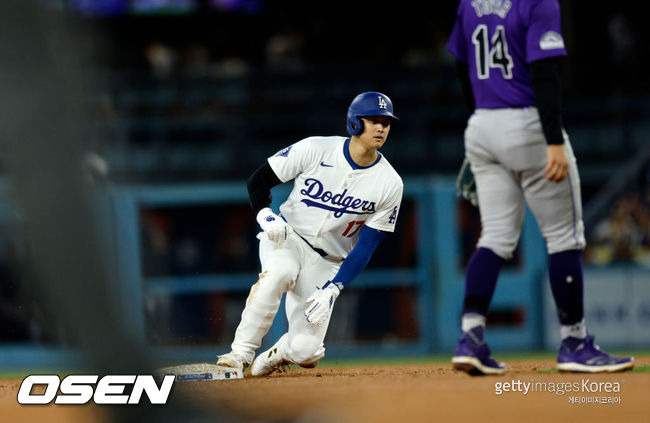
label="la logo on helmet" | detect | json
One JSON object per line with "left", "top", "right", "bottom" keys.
{"left": 378, "top": 96, "right": 388, "bottom": 109}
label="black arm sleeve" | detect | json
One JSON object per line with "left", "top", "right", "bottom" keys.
{"left": 455, "top": 59, "right": 475, "bottom": 113}
{"left": 246, "top": 161, "right": 282, "bottom": 214}
{"left": 529, "top": 57, "right": 564, "bottom": 145}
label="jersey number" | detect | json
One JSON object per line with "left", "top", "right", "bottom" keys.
{"left": 471, "top": 24, "right": 513, "bottom": 79}
{"left": 342, "top": 220, "right": 365, "bottom": 238}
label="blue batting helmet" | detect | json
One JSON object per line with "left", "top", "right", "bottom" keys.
{"left": 346, "top": 91, "right": 398, "bottom": 136}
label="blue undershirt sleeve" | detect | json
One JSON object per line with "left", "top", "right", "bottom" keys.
{"left": 330, "top": 225, "right": 386, "bottom": 289}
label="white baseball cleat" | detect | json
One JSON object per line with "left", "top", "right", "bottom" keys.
{"left": 216, "top": 352, "right": 251, "bottom": 372}
{"left": 251, "top": 334, "right": 291, "bottom": 377}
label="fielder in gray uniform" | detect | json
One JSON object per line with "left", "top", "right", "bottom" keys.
{"left": 447, "top": 0, "right": 634, "bottom": 375}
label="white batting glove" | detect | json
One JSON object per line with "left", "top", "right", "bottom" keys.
{"left": 304, "top": 281, "right": 342, "bottom": 326}
{"left": 256, "top": 207, "right": 293, "bottom": 243}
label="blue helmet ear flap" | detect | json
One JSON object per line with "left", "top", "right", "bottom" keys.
{"left": 346, "top": 113, "right": 363, "bottom": 136}
{"left": 346, "top": 91, "right": 397, "bottom": 137}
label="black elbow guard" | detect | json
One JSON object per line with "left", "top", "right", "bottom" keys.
{"left": 247, "top": 161, "right": 282, "bottom": 214}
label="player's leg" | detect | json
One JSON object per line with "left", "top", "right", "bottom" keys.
{"left": 251, "top": 245, "right": 339, "bottom": 376}
{"left": 249, "top": 293, "right": 329, "bottom": 377}
{"left": 217, "top": 233, "right": 301, "bottom": 371}
{"left": 523, "top": 135, "right": 633, "bottom": 372}
{"left": 470, "top": 111, "right": 527, "bottom": 261}
{"left": 453, "top": 111, "right": 526, "bottom": 375}
{"left": 453, "top": 161, "right": 523, "bottom": 375}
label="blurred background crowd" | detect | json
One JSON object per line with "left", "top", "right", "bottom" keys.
{"left": 0, "top": 0, "right": 648, "bottom": 348}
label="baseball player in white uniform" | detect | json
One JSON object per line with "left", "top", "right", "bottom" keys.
{"left": 216, "top": 91, "right": 403, "bottom": 377}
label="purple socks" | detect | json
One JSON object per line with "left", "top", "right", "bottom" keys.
{"left": 462, "top": 247, "right": 585, "bottom": 328}
{"left": 548, "top": 249, "right": 584, "bottom": 325}
{"left": 462, "top": 247, "right": 504, "bottom": 316}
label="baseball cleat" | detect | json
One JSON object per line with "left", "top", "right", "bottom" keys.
{"left": 452, "top": 327, "right": 506, "bottom": 376}
{"left": 557, "top": 335, "right": 634, "bottom": 373}
{"left": 251, "top": 333, "right": 291, "bottom": 377}
{"left": 216, "top": 352, "right": 251, "bottom": 372}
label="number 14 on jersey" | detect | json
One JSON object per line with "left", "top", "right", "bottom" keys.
{"left": 472, "top": 24, "right": 513, "bottom": 79}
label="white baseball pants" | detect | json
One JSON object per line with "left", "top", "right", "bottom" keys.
{"left": 230, "top": 231, "right": 341, "bottom": 366}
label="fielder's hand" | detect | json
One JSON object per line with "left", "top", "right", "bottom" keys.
{"left": 456, "top": 158, "right": 478, "bottom": 207}
{"left": 304, "top": 281, "right": 342, "bottom": 326}
{"left": 256, "top": 207, "right": 293, "bottom": 243}
{"left": 544, "top": 145, "right": 569, "bottom": 182}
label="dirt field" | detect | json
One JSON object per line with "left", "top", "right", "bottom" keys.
{"left": 2, "top": 356, "right": 649, "bottom": 423}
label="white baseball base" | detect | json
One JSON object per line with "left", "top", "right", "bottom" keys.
{"left": 156, "top": 362, "right": 244, "bottom": 382}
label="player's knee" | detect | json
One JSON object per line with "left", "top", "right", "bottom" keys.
{"left": 478, "top": 227, "right": 521, "bottom": 260}
{"left": 547, "top": 238, "right": 586, "bottom": 255}
{"left": 477, "top": 239, "right": 516, "bottom": 260}
{"left": 286, "top": 334, "right": 325, "bottom": 366}
{"left": 545, "top": 224, "right": 586, "bottom": 254}
{"left": 261, "top": 265, "right": 299, "bottom": 292}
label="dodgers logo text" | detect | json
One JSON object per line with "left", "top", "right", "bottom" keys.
{"left": 300, "top": 178, "right": 375, "bottom": 217}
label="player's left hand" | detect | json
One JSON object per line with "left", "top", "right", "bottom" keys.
{"left": 544, "top": 145, "right": 569, "bottom": 182}
{"left": 304, "top": 281, "right": 342, "bottom": 326}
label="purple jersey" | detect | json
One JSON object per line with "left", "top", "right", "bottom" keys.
{"left": 447, "top": 0, "right": 567, "bottom": 108}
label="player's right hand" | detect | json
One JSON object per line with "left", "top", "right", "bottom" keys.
{"left": 544, "top": 145, "right": 569, "bottom": 182}
{"left": 256, "top": 207, "right": 293, "bottom": 243}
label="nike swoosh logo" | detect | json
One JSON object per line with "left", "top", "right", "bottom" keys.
{"left": 320, "top": 162, "right": 334, "bottom": 167}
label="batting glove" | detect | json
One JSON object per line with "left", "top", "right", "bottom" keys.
{"left": 256, "top": 207, "right": 293, "bottom": 243}
{"left": 304, "top": 281, "right": 342, "bottom": 326}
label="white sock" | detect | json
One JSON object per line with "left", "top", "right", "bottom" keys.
{"left": 560, "top": 319, "right": 586, "bottom": 340}
{"left": 462, "top": 313, "right": 486, "bottom": 332}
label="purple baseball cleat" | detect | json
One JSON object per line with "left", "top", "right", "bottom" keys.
{"left": 557, "top": 335, "right": 634, "bottom": 373}
{"left": 452, "top": 327, "right": 506, "bottom": 376}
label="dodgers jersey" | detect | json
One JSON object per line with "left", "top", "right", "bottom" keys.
{"left": 447, "top": 0, "right": 567, "bottom": 108}
{"left": 267, "top": 136, "right": 403, "bottom": 261}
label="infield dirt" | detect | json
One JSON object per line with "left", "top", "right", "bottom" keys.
{"left": 2, "top": 356, "right": 649, "bottom": 423}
